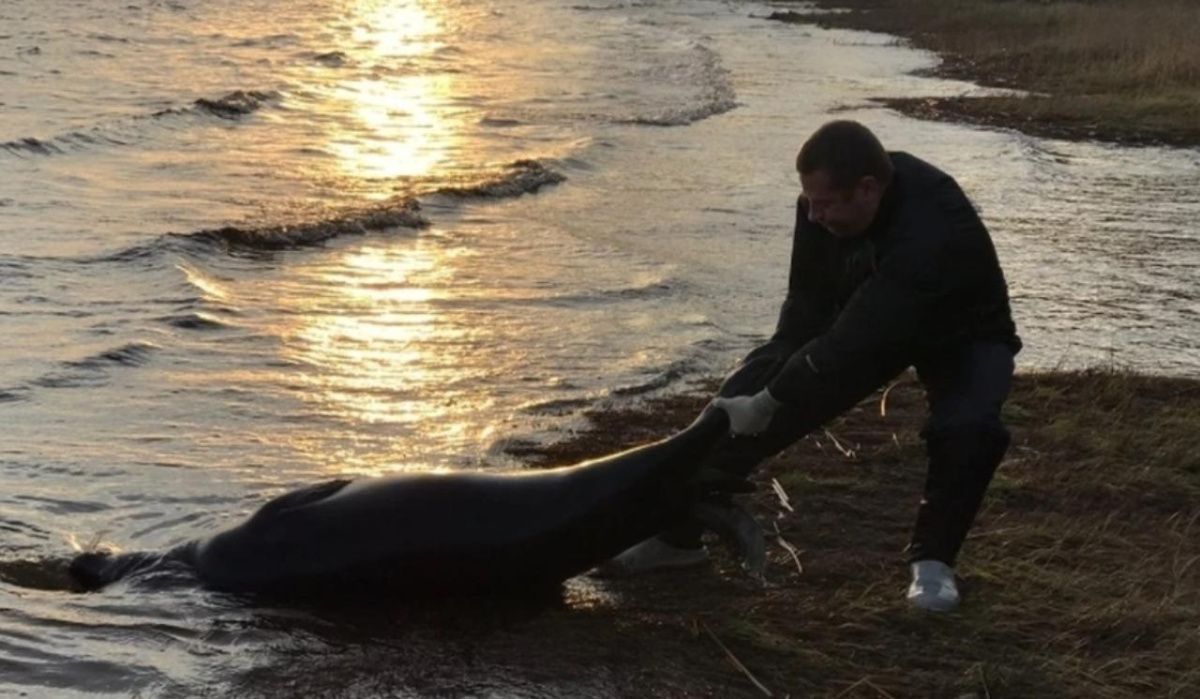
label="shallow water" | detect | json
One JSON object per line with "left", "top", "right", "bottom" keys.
{"left": 2, "top": 0, "right": 1198, "bottom": 695}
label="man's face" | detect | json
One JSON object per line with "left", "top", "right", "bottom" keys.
{"left": 799, "top": 169, "right": 882, "bottom": 238}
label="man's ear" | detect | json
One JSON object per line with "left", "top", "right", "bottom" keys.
{"left": 856, "top": 175, "right": 882, "bottom": 199}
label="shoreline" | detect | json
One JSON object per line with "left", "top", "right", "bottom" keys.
{"left": 508, "top": 369, "right": 1200, "bottom": 696}
{"left": 768, "top": 1, "right": 1200, "bottom": 148}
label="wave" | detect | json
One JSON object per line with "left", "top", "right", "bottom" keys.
{"left": 195, "top": 160, "right": 569, "bottom": 248}
{"left": 620, "top": 96, "right": 737, "bottom": 127}
{"left": 25, "top": 341, "right": 161, "bottom": 390}
{"left": 188, "top": 89, "right": 279, "bottom": 119}
{"left": 536, "top": 278, "right": 676, "bottom": 308}
{"left": 231, "top": 33, "right": 300, "bottom": 48}
{"left": 68, "top": 341, "right": 161, "bottom": 369}
{"left": 0, "top": 388, "right": 28, "bottom": 403}
{"left": 421, "top": 272, "right": 672, "bottom": 313}
{"left": 157, "top": 311, "right": 233, "bottom": 331}
{"left": 763, "top": 10, "right": 813, "bottom": 24}
{"left": 619, "top": 44, "right": 738, "bottom": 127}
{"left": 0, "top": 258, "right": 36, "bottom": 282}
{"left": 1, "top": 137, "right": 62, "bottom": 156}
{"left": 428, "top": 160, "right": 567, "bottom": 199}
{"left": 477, "top": 116, "right": 524, "bottom": 128}
{"left": 610, "top": 356, "right": 698, "bottom": 397}
{"left": 517, "top": 396, "right": 596, "bottom": 416}
{"left": 305, "top": 50, "right": 350, "bottom": 67}
{"left": 29, "top": 372, "right": 101, "bottom": 390}
{"left": 177, "top": 198, "right": 427, "bottom": 251}
{"left": 1, "top": 130, "right": 138, "bottom": 156}
{"left": 1, "top": 89, "right": 279, "bottom": 157}
{"left": 570, "top": 2, "right": 654, "bottom": 11}
{"left": 88, "top": 32, "right": 130, "bottom": 44}
{"left": 88, "top": 160, "right": 567, "bottom": 258}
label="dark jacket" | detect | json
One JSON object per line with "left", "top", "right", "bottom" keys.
{"left": 766, "top": 152, "right": 1020, "bottom": 404}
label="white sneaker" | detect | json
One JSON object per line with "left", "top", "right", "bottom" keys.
{"left": 906, "top": 559, "right": 960, "bottom": 612}
{"left": 592, "top": 537, "right": 709, "bottom": 577}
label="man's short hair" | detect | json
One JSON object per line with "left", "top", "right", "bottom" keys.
{"left": 796, "top": 120, "right": 894, "bottom": 191}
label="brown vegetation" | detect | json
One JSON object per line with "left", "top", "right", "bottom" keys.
{"left": 514, "top": 370, "right": 1200, "bottom": 697}
{"left": 773, "top": 0, "right": 1200, "bottom": 146}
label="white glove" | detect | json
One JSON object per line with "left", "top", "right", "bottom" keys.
{"left": 712, "top": 388, "right": 782, "bottom": 436}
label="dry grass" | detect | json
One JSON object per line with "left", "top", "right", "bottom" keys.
{"left": 519, "top": 369, "right": 1200, "bottom": 697}
{"left": 888, "top": 0, "right": 1200, "bottom": 91}
{"left": 775, "top": 0, "right": 1200, "bottom": 145}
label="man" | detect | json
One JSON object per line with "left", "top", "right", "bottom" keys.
{"left": 605, "top": 120, "right": 1020, "bottom": 612}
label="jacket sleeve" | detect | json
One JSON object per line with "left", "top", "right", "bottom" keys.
{"left": 766, "top": 226, "right": 951, "bottom": 405}
{"left": 771, "top": 198, "right": 835, "bottom": 347}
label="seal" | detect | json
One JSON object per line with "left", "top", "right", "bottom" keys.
{"left": 69, "top": 407, "right": 753, "bottom": 596}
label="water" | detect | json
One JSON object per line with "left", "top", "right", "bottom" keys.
{"left": 1, "top": 0, "right": 1198, "bottom": 695}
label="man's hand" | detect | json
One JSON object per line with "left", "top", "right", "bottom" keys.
{"left": 712, "top": 388, "right": 782, "bottom": 436}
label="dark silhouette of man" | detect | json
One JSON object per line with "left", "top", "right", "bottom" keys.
{"left": 605, "top": 120, "right": 1020, "bottom": 612}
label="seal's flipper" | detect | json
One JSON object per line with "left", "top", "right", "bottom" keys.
{"left": 251, "top": 478, "right": 351, "bottom": 520}
{"left": 691, "top": 501, "right": 766, "bottom": 582}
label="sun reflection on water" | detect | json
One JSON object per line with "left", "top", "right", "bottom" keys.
{"left": 252, "top": 0, "right": 490, "bottom": 476}
{"left": 329, "top": 74, "right": 458, "bottom": 181}
{"left": 330, "top": 0, "right": 460, "bottom": 183}
{"left": 279, "top": 241, "right": 491, "bottom": 477}
{"left": 351, "top": 0, "right": 441, "bottom": 57}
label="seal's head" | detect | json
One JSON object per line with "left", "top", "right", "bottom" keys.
{"left": 68, "top": 550, "right": 175, "bottom": 591}
{"left": 69, "top": 551, "right": 119, "bottom": 591}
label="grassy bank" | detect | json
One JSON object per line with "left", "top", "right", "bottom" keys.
{"left": 514, "top": 370, "right": 1200, "bottom": 697}
{"left": 770, "top": 0, "right": 1200, "bottom": 147}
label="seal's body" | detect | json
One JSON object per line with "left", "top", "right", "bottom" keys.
{"left": 70, "top": 410, "right": 730, "bottom": 595}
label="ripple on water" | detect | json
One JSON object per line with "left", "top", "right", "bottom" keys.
{"left": 0, "top": 655, "right": 185, "bottom": 696}
{"left": 11, "top": 494, "right": 111, "bottom": 516}
{"left": 157, "top": 311, "right": 233, "bottom": 331}
{"left": 0, "top": 388, "right": 29, "bottom": 403}
{"left": 25, "top": 341, "right": 162, "bottom": 389}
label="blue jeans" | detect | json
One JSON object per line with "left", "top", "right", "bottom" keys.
{"left": 909, "top": 341, "right": 1013, "bottom": 564}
